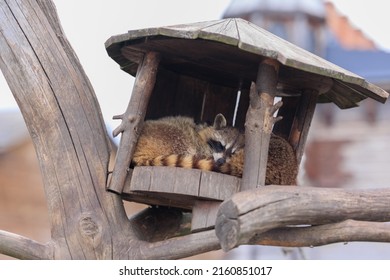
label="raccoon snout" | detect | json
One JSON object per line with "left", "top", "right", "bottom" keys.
{"left": 216, "top": 158, "right": 226, "bottom": 165}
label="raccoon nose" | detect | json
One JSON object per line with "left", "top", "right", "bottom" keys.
{"left": 216, "top": 158, "right": 226, "bottom": 165}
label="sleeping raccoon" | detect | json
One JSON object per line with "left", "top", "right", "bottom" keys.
{"left": 218, "top": 134, "right": 298, "bottom": 185}
{"left": 131, "top": 114, "right": 243, "bottom": 170}
{"left": 132, "top": 114, "right": 297, "bottom": 185}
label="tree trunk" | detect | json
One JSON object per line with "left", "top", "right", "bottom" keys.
{"left": 0, "top": 0, "right": 220, "bottom": 259}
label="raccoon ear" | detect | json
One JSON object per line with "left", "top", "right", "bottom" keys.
{"left": 213, "top": 113, "right": 227, "bottom": 129}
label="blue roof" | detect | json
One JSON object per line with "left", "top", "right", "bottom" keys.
{"left": 326, "top": 46, "right": 390, "bottom": 88}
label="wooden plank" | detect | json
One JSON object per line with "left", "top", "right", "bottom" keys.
{"left": 173, "top": 168, "right": 201, "bottom": 196}
{"left": 149, "top": 166, "right": 176, "bottom": 193}
{"left": 128, "top": 167, "right": 150, "bottom": 192}
{"left": 173, "top": 75, "right": 208, "bottom": 121}
{"left": 199, "top": 171, "right": 240, "bottom": 200}
{"left": 201, "top": 83, "right": 239, "bottom": 125}
{"left": 145, "top": 69, "right": 178, "bottom": 120}
{"left": 125, "top": 167, "right": 240, "bottom": 209}
{"left": 159, "top": 19, "right": 225, "bottom": 39}
{"left": 119, "top": 38, "right": 258, "bottom": 89}
{"left": 191, "top": 201, "right": 221, "bottom": 232}
{"left": 235, "top": 19, "right": 364, "bottom": 84}
{"left": 199, "top": 18, "right": 239, "bottom": 46}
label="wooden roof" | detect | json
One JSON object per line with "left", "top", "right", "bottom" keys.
{"left": 105, "top": 18, "right": 388, "bottom": 109}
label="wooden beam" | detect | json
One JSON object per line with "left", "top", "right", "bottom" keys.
{"left": 241, "top": 59, "right": 282, "bottom": 190}
{"left": 108, "top": 51, "right": 160, "bottom": 194}
{"left": 289, "top": 90, "right": 319, "bottom": 165}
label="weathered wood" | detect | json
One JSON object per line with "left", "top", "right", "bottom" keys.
{"left": 0, "top": 0, "right": 225, "bottom": 260}
{"left": 106, "top": 18, "right": 389, "bottom": 108}
{"left": 0, "top": 0, "right": 131, "bottom": 259}
{"left": 0, "top": 230, "right": 51, "bottom": 260}
{"left": 289, "top": 90, "right": 319, "bottom": 164}
{"left": 215, "top": 185, "right": 390, "bottom": 251}
{"left": 191, "top": 201, "right": 222, "bottom": 232}
{"left": 109, "top": 51, "right": 160, "bottom": 194}
{"left": 140, "top": 230, "right": 220, "bottom": 260}
{"left": 199, "top": 171, "right": 240, "bottom": 198}
{"left": 124, "top": 166, "right": 239, "bottom": 209}
{"left": 241, "top": 59, "right": 282, "bottom": 190}
{"left": 251, "top": 220, "right": 390, "bottom": 248}
{"left": 3, "top": 2, "right": 390, "bottom": 260}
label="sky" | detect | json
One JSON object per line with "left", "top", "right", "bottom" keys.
{"left": 1, "top": 0, "right": 390, "bottom": 134}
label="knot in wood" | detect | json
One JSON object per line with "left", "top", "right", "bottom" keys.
{"left": 79, "top": 215, "right": 100, "bottom": 238}
{"left": 128, "top": 115, "right": 137, "bottom": 123}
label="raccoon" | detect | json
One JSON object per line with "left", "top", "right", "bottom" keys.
{"left": 131, "top": 114, "right": 243, "bottom": 170}
{"left": 218, "top": 134, "right": 298, "bottom": 185}
{"left": 132, "top": 114, "right": 297, "bottom": 185}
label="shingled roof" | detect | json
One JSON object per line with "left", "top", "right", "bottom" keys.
{"left": 106, "top": 18, "right": 388, "bottom": 108}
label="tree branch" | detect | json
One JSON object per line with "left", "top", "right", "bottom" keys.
{"left": 216, "top": 186, "right": 390, "bottom": 251}
{"left": 251, "top": 220, "right": 390, "bottom": 247}
{"left": 140, "top": 230, "right": 220, "bottom": 260}
{"left": 0, "top": 230, "right": 52, "bottom": 260}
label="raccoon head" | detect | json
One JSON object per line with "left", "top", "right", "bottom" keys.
{"left": 199, "top": 114, "right": 245, "bottom": 166}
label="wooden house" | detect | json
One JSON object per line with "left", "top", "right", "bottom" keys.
{"left": 104, "top": 18, "right": 388, "bottom": 232}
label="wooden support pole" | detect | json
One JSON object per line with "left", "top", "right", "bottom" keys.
{"left": 289, "top": 89, "right": 319, "bottom": 165}
{"left": 108, "top": 51, "right": 160, "bottom": 194}
{"left": 241, "top": 58, "right": 281, "bottom": 191}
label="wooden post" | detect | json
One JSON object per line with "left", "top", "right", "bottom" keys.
{"left": 241, "top": 58, "right": 281, "bottom": 191}
{"left": 108, "top": 51, "right": 160, "bottom": 194}
{"left": 289, "top": 89, "right": 319, "bottom": 165}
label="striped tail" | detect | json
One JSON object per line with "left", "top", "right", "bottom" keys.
{"left": 132, "top": 154, "right": 216, "bottom": 172}
{"left": 132, "top": 154, "right": 244, "bottom": 177}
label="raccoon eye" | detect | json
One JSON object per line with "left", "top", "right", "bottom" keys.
{"left": 207, "top": 140, "right": 225, "bottom": 153}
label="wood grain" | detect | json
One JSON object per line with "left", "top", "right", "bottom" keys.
{"left": 125, "top": 166, "right": 239, "bottom": 209}
{"left": 109, "top": 51, "right": 160, "bottom": 194}
{"left": 241, "top": 59, "right": 280, "bottom": 190}
{"left": 216, "top": 185, "right": 390, "bottom": 251}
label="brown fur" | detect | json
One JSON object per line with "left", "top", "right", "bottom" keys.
{"left": 132, "top": 115, "right": 298, "bottom": 185}
{"left": 218, "top": 134, "right": 298, "bottom": 185}
{"left": 132, "top": 116, "right": 210, "bottom": 166}
{"left": 132, "top": 115, "right": 242, "bottom": 169}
